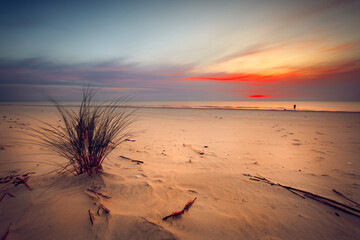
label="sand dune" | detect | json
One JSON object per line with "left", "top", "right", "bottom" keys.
{"left": 1, "top": 106, "right": 360, "bottom": 239}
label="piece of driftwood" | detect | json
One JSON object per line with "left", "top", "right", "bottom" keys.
{"left": 183, "top": 144, "right": 204, "bottom": 155}
{"left": 1, "top": 222, "right": 12, "bottom": 240}
{"left": 124, "top": 139, "right": 136, "bottom": 142}
{"left": 333, "top": 189, "right": 360, "bottom": 207}
{"left": 119, "top": 155, "right": 144, "bottom": 164}
{"left": 244, "top": 173, "right": 360, "bottom": 218}
{"left": 163, "top": 197, "right": 197, "bottom": 221}
{"left": 86, "top": 188, "right": 111, "bottom": 199}
{"left": 88, "top": 210, "right": 95, "bottom": 225}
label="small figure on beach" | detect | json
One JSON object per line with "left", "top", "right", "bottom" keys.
{"left": 294, "top": 104, "right": 296, "bottom": 110}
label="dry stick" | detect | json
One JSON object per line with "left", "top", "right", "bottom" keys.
{"left": 15, "top": 177, "right": 32, "bottom": 191}
{"left": 86, "top": 188, "right": 111, "bottom": 199}
{"left": 284, "top": 188, "right": 306, "bottom": 199}
{"left": 124, "top": 139, "right": 136, "bottom": 142}
{"left": 119, "top": 155, "right": 144, "bottom": 164}
{"left": 183, "top": 144, "right": 204, "bottom": 155}
{"left": 88, "top": 210, "right": 95, "bottom": 225}
{"left": 0, "top": 192, "right": 16, "bottom": 203}
{"left": 0, "top": 193, "right": 6, "bottom": 203}
{"left": 6, "top": 193, "right": 15, "bottom": 198}
{"left": 279, "top": 184, "right": 360, "bottom": 214}
{"left": 1, "top": 222, "right": 12, "bottom": 240}
{"left": 163, "top": 197, "right": 197, "bottom": 221}
{"left": 333, "top": 189, "right": 360, "bottom": 208}
{"left": 245, "top": 173, "right": 360, "bottom": 216}
{"left": 84, "top": 191, "right": 101, "bottom": 201}
{"left": 304, "top": 193, "right": 360, "bottom": 218}
{"left": 95, "top": 200, "right": 110, "bottom": 214}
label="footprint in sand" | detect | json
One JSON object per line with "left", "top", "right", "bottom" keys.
{"left": 292, "top": 139, "right": 302, "bottom": 145}
{"left": 315, "top": 156, "right": 325, "bottom": 162}
{"left": 311, "top": 149, "right": 325, "bottom": 154}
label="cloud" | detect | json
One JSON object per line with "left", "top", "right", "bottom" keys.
{"left": 1, "top": 56, "right": 359, "bottom": 101}
{"left": 0, "top": 57, "right": 217, "bottom": 101}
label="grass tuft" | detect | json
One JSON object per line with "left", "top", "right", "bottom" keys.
{"left": 31, "top": 89, "right": 136, "bottom": 176}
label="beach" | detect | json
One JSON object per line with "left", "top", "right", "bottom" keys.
{"left": 1, "top": 105, "right": 360, "bottom": 240}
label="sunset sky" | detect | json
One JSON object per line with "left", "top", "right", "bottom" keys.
{"left": 0, "top": 0, "right": 359, "bottom": 101}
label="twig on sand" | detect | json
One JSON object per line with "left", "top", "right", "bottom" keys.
{"left": 119, "top": 155, "right": 144, "bottom": 164}
{"left": 84, "top": 190, "right": 101, "bottom": 201}
{"left": 86, "top": 188, "right": 111, "bottom": 199}
{"left": 183, "top": 144, "right": 204, "bottom": 155}
{"left": 88, "top": 210, "right": 95, "bottom": 225}
{"left": 124, "top": 139, "right": 136, "bottom": 142}
{"left": 1, "top": 222, "right": 12, "bottom": 240}
{"left": 163, "top": 197, "right": 197, "bottom": 221}
{"left": 15, "top": 177, "right": 32, "bottom": 191}
{"left": 304, "top": 193, "right": 360, "bottom": 217}
{"left": 95, "top": 200, "right": 110, "bottom": 214}
{"left": 0, "top": 193, "right": 6, "bottom": 203}
{"left": 0, "top": 192, "right": 16, "bottom": 203}
{"left": 6, "top": 192, "right": 15, "bottom": 198}
{"left": 333, "top": 189, "right": 360, "bottom": 207}
{"left": 244, "top": 173, "right": 360, "bottom": 218}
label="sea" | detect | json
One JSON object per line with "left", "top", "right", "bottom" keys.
{"left": 1, "top": 101, "right": 360, "bottom": 113}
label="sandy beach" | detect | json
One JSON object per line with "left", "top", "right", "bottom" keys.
{"left": 1, "top": 105, "right": 360, "bottom": 240}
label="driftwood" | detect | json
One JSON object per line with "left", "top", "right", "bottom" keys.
{"left": 1, "top": 222, "right": 11, "bottom": 240}
{"left": 333, "top": 189, "right": 360, "bottom": 207}
{"left": 119, "top": 155, "right": 144, "bottom": 164}
{"left": 124, "top": 139, "right": 136, "bottom": 142}
{"left": 88, "top": 210, "right": 95, "bottom": 225}
{"left": 183, "top": 144, "right": 204, "bottom": 155}
{"left": 163, "top": 197, "right": 197, "bottom": 221}
{"left": 244, "top": 173, "right": 360, "bottom": 218}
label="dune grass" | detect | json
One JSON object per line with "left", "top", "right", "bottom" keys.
{"left": 32, "top": 89, "right": 136, "bottom": 176}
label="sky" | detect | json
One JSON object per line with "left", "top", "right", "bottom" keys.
{"left": 0, "top": 0, "right": 360, "bottom": 101}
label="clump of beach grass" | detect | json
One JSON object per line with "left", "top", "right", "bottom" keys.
{"left": 32, "top": 89, "right": 136, "bottom": 176}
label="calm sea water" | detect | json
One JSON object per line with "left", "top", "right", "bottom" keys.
{"left": 1, "top": 101, "right": 360, "bottom": 112}
{"left": 131, "top": 101, "right": 360, "bottom": 112}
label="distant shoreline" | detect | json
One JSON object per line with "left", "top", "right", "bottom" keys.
{"left": 1, "top": 102, "right": 360, "bottom": 113}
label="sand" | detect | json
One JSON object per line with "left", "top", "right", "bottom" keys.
{"left": 0, "top": 105, "right": 360, "bottom": 240}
